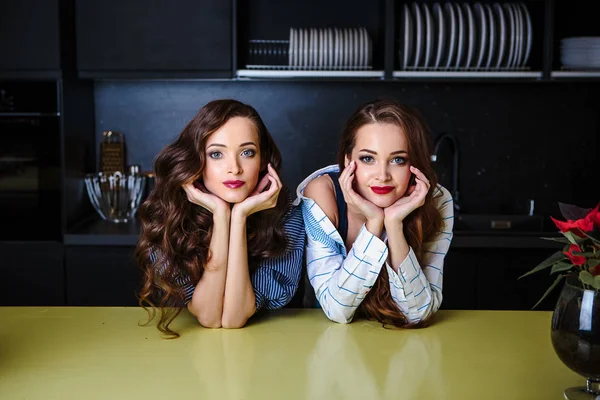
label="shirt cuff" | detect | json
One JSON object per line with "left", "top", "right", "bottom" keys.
{"left": 352, "top": 223, "right": 388, "bottom": 265}
{"left": 386, "top": 247, "right": 420, "bottom": 285}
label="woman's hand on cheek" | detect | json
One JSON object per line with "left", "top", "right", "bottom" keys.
{"left": 182, "top": 182, "right": 230, "bottom": 216}
{"left": 232, "top": 163, "right": 282, "bottom": 218}
{"left": 384, "top": 166, "right": 430, "bottom": 223}
{"left": 339, "top": 161, "right": 384, "bottom": 223}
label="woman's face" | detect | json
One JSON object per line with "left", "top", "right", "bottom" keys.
{"left": 202, "top": 117, "right": 262, "bottom": 204}
{"left": 346, "top": 123, "right": 413, "bottom": 208}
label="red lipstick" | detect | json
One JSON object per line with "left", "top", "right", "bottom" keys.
{"left": 223, "top": 180, "right": 245, "bottom": 189}
{"left": 370, "top": 186, "right": 394, "bottom": 195}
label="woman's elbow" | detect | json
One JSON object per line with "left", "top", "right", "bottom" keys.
{"left": 221, "top": 305, "right": 256, "bottom": 329}
{"left": 324, "top": 306, "right": 353, "bottom": 324}
{"left": 187, "top": 304, "right": 222, "bottom": 328}
{"left": 221, "top": 317, "right": 249, "bottom": 329}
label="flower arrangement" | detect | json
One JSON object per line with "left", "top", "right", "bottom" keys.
{"left": 520, "top": 202, "right": 600, "bottom": 307}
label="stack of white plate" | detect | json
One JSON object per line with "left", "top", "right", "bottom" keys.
{"left": 561, "top": 37, "right": 600, "bottom": 70}
{"left": 288, "top": 27, "right": 372, "bottom": 70}
{"left": 398, "top": 2, "right": 532, "bottom": 70}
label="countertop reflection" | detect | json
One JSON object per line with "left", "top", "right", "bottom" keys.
{"left": 0, "top": 308, "right": 581, "bottom": 399}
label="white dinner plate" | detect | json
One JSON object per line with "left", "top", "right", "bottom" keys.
{"left": 493, "top": 3, "right": 507, "bottom": 69}
{"left": 503, "top": 3, "right": 515, "bottom": 68}
{"left": 432, "top": 3, "right": 445, "bottom": 69}
{"left": 423, "top": 2, "right": 434, "bottom": 68}
{"left": 473, "top": 3, "right": 487, "bottom": 69}
{"left": 400, "top": 4, "right": 414, "bottom": 69}
{"left": 333, "top": 28, "right": 340, "bottom": 69}
{"left": 366, "top": 27, "right": 373, "bottom": 67}
{"left": 462, "top": 3, "right": 476, "bottom": 68}
{"left": 352, "top": 28, "right": 358, "bottom": 68}
{"left": 454, "top": 3, "right": 465, "bottom": 68}
{"left": 343, "top": 28, "right": 349, "bottom": 68}
{"left": 412, "top": 2, "right": 424, "bottom": 67}
{"left": 298, "top": 28, "right": 304, "bottom": 67}
{"left": 289, "top": 28, "right": 295, "bottom": 67}
{"left": 512, "top": 4, "right": 523, "bottom": 68}
{"left": 520, "top": 3, "right": 532, "bottom": 67}
{"left": 443, "top": 2, "right": 457, "bottom": 69}
{"left": 318, "top": 28, "right": 324, "bottom": 69}
{"left": 483, "top": 4, "right": 495, "bottom": 69}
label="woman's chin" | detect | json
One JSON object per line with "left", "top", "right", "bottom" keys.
{"left": 219, "top": 192, "right": 248, "bottom": 204}
{"left": 363, "top": 193, "right": 400, "bottom": 209}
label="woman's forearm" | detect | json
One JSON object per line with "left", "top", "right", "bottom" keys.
{"left": 384, "top": 220, "right": 410, "bottom": 273}
{"left": 221, "top": 209, "right": 256, "bottom": 328}
{"left": 188, "top": 210, "right": 230, "bottom": 328}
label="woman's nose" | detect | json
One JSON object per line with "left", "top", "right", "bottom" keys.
{"left": 228, "top": 157, "right": 242, "bottom": 175}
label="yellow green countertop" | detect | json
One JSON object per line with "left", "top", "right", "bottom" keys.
{"left": 0, "top": 308, "right": 583, "bottom": 400}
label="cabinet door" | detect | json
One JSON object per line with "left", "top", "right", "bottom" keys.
{"left": 475, "top": 248, "right": 561, "bottom": 311}
{"left": 0, "top": 0, "right": 60, "bottom": 76}
{"left": 76, "top": 0, "right": 232, "bottom": 78}
{"left": 440, "top": 249, "right": 477, "bottom": 310}
{"left": 0, "top": 242, "right": 64, "bottom": 305}
{"left": 66, "top": 246, "right": 141, "bottom": 306}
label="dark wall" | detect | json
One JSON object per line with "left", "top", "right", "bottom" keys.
{"left": 94, "top": 81, "right": 599, "bottom": 216}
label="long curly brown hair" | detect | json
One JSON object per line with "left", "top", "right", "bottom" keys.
{"left": 337, "top": 99, "right": 443, "bottom": 328}
{"left": 136, "top": 99, "right": 291, "bottom": 337}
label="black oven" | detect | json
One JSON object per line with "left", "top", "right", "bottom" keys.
{"left": 0, "top": 81, "right": 62, "bottom": 241}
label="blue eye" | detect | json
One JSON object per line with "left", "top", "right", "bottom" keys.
{"left": 358, "top": 155, "right": 374, "bottom": 164}
{"left": 391, "top": 156, "right": 406, "bottom": 165}
{"left": 209, "top": 151, "right": 222, "bottom": 159}
{"left": 241, "top": 149, "right": 256, "bottom": 157}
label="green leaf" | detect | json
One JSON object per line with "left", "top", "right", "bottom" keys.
{"left": 519, "top": 251, "right": 565, "bottom": 279}
{"left": 550, "top": 261, "right": 574, "bottom": 274}
{"left": 573, "top": 251, "right": 596, "bottom": 257}
{"left": 588, "top": 259, "right": 600, "bottom": 267}
{"left": 564, "top": 231, "right": 585, "bottom": 245}
{"left": 532, "top": 275, "right": 564, "bottom": 309}
{"left": 541, "top": 236, "right": 571, "bottom": 244}
{"left": 579, "top": 270, "right": 595, "bottom": 286}
{"left": 593, "top": 275, "right": 600, "bottom": 290}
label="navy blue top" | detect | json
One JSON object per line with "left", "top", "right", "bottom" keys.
{"left": 326, "top": 172, "right": 348, "bottom": 243}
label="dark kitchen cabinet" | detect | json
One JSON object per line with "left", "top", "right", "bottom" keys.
{"left": 0, "top": 0, "right": 61, "bottom": 77}
{"left": 440, "top": 249, "right": 477, "bottom": 310}
{"left": 474, "top": 248, "right": 561, "bottom": 311}
{"left": 75, "top": 0, "right": 232, "bottom": 78}
{"left": 65, "top": 246, "right": 141, "bottom": 306}
{"left": 0, "top": 242, "right": 64, "bottom": 305}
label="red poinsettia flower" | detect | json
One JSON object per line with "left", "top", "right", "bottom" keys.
{"left": 587, "top": 205, "right": 600, "bottom": 229}
{"left": 551, "top": 217, "right": 593, "bottom": 237}
{"left": 563, "top": 244, "right": 586, "bottom": 266}
{"left": 551, "top": 205, "right": 598, "bottom": 237}
{"left": 591, "top": 265, "right": 600, "bottom": 277}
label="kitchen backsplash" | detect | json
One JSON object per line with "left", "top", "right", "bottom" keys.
{"left": 94, "top": 80, "right": 599, "bottom": 216}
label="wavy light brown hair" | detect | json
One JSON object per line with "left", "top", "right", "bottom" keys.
{"left": 136, "top": 99, "right": 291, "bottom": 338}
{"left": 337, "top": 99, "right": 443, "bottom": 328}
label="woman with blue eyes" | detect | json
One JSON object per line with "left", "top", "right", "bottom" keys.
{"left": 136, "top": 99, "right": 304, "bottom": 337}
{"left": 295, "top": 99, "right": 454, "bottom": 327}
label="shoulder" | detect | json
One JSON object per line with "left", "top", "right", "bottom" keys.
{"left": 432, "top": 184, "right": 454, "bottom": 218}
{"left": 304, "top": 174, "right": 339, "bottom": 229}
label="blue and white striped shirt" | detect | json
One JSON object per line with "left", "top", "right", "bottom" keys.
{"left": 294, "top": 165, "right": 454, "bottom": 324}
{"left": 152, "top": 205, "right": 305, "bottom": 311}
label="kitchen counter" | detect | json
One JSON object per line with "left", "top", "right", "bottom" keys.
{"left": 0, "top": 307, "right": 582, "bottom": 400}
{"left": 65, "top": 218, "right": 563, "bottom": 248}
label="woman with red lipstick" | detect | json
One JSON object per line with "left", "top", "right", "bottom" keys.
{"left": 136, "top": 99, "right": 304, "bottom": 337}
{"left": 296, "top": 99, "right": 454, "bottom": 326}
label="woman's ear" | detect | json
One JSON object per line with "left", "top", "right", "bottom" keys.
{"left": 344, "top": 155, "right": 350, "bottom": 167}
